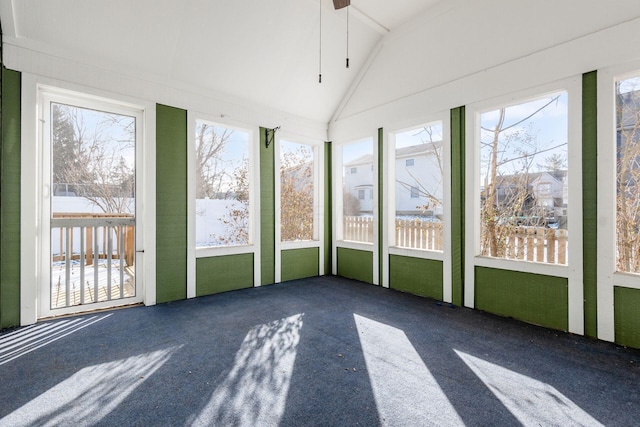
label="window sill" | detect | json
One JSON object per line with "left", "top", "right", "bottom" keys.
{"left": 196, "top": 244, "right": 256, "bottom": 258}
{"left": 389, "top": 246, "right": 443, "bottom": 261}
{"left": 474, "top": 256, "right": 569, "bottom": 278}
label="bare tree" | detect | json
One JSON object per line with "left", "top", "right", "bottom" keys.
{"left": 616, "top": 79, "right": 640, "bottom": 272}
{"left": 195, "top": 123, "right": 234, "bottom": 199}
{"left": 217, "top": 159, "right": 250, "bottom": 245}
{"left": 280, "top": 146, "right": 314, "bottom": 241}
{"left": 52, "top": 104, "right": 135, "bottom": 214}
{"left": 480, "top": 95, "right": 567, "bottom": 258}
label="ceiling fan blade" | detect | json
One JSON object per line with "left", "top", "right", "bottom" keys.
{"left": 333, "top": 0, "right": 350, "bottom": 10}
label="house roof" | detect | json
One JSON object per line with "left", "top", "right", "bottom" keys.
{"left": 344, "top": 141, "right": 441, "bottom": 166}
{"left": 345, "top": 154, "right": 373, "bottom": 167}
{"left": 494, "top": 170, "right": 567, "bottom": 187}
{"left": 395, "top": 141, "right": 442, "bottom": 158}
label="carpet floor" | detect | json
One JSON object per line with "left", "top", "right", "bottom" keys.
{"left": 0, "top": 275, "right": 638, "bottom": 426}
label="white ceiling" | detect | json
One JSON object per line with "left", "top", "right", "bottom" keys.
{"left": 0, "top": 0, "right": 443, "bottom": 123}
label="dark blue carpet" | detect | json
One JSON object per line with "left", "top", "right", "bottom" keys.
{"left": 0, "top": 276, "right": 638, "bottom": 426}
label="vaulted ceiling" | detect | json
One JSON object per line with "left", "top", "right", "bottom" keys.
{"left": 2, "top": 1, "right": 640, "bottom": 126}
{"left": 0, "top": 0, "right": 441, "bottom": 122}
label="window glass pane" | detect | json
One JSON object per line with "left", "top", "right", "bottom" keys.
{"left": 616, "top": 75, "right": 640, "bottom": 273}
{"left": 280, "top": 140, "right": 314, "bottom": 242}
{"left": 342, "top": 138, "right": 374, "bottom": 243}
{"left": 479, "top": 92, "right": 568, "bottom": 264}
{"left": 394, "top": 123, "right": 444, "bottom": 250}
{"left": 51, "top": 103, "right": 136, "bottom": 215}
{"left": 195, "top": 121, "right": 250, "bottom": 248}
{"left": 50, "top": 101, "right": 137, "bottom": 307}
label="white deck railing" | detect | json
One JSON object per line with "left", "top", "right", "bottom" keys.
{"left": 51, "top": 213, "right": 135, "bottom": 309}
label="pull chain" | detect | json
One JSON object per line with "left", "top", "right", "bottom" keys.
{"left": 319, "top": 0, "right": 322, "bottom": 83}
{"left": 346, "top": 6, "right": 350, "bottom": 68}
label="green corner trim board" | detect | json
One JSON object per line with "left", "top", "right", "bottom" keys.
{"left": 1, "top": 67, "right": 640, "bottom": 350}
{"left": 582, "top": 70, "right": 598, "bottom": 338}
{"left": 156, "top": 104, "right": 188, "bottom": 303}
{"left": 324, "top": 142, "right": 332, "bottom": 275}
{"left": 260, "top": 127, "right": 276, "bottom": 286}
{"left": 450, "top": 106, "right": 465, "bottom": 307}
{"left": 1, "top": 67, "right": 21, "bottom": 328}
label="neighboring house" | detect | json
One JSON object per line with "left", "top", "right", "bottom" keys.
{"left": 343, "top": 154, "right": 375, "bottom": 213}
{"left": 394, "top": 143, "right": 443, "bottom": 217}
{"left": 489, "top": 170, "right": 568, "bottom": 225}
{"left": 343, "top": 142, "right": 444, "bottom": 216}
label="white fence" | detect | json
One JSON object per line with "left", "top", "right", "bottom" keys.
{"left": 344, "top": 216, "right": 569, "bottom": 264}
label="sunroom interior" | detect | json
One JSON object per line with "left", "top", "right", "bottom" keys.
{"left": 1, "top": 0, "right": 640, "bottom": 353}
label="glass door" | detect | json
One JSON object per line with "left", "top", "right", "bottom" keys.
{"left": 41, "top": 94, "right": 143, "bottom": 317}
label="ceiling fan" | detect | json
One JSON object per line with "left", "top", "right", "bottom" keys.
{"left": 333, "top": 0, "right": 350, "bottom": 9}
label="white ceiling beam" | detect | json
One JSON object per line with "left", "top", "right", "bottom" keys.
{"left": 0, "top": 0, "right": 18, "bottom": 38}
{"left": 350, "top": 5, "right": 390, "bottom": 35}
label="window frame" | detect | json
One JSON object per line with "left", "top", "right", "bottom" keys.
{"left": 386, "top": 115, "right": 451, "bottom": 260}
{"left": 275, "top": 132, "right": 324, "bottom": 248}
{"left": 465, "top": 76, "right": 583, "bottom": 333}
{"left": 597, "top": 60, "right": 640, "bottom": 342}
{"left": 22, "top": 78, "right": 155, "bottom": 324}
{"left": 333, "top": 135, "right": 377, "bottom": 249}
{"left": 188, "top": 115, "right": 259, "bottom": 258}
{"left": 273, "top": 131, "right": 325, "bottom": 283}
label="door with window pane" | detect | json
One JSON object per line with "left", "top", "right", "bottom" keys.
{"left": 44, "top": 97, "right": 142, "bottom": 315}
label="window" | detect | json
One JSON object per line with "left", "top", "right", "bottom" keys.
{"left": 394, "top": 122, "right": 444, "bottom": 251}
{"left": 341, "top": 138, "right": 374, "bottom": 243}
{"left": 615, "top": 75, "right": 640, "bottom": 273}
{"left": 195, "top": 120, "right": 251, "bottom": 248}
{"left": 478, "top": 91, "right": 568, "bottom": 264}
{"left": 280, "top": 139, "right": 315, "bottom": 242}
{"left": 351, "top": 167, "right": 357, "bottom": 174}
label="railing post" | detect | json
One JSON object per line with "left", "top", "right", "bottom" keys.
{"left": 535, "top": 227, "right": 545, "bottom": 263}
{"left": 558, "top": 229, "right": 568, "bottom": 265}
{"left": 526, "top": 228, "right": 535, "bottom": 261}
{"left": 86, "top": 226, "right": 93, "bottom": 266}
{"left": 546, "top": 228, "right": 556, "bottom": 264}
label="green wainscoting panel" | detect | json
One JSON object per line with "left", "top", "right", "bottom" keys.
{"left": 337, "top": 247, "right": 373, "bottom": 284}
{"left": 389, "top": 255, "right": 443, "bottom": 300}
{"left": 378, "top": 128, "right": 384, "bottom": 285}
{"left": 196, "top": 254, "right": 254, "bottom": 296}
{"left": 451, "top": 107, "right": 465, "bottom": 306}
{"left": 475, "top": 267, "right": 568, "bottom": 331}
{"left": 260, "top": 128, "right": 275, "bottom": 285}
{"left": 614, "top": 286, "right": 640, "bottom": 349}
{"left": 156, "top": 104, "right": 187, "bottom": 303}
{"left": 324, "top": 142, "right": 332, "bottom": 275}
{"left": 582, "top": 71, "right": 598, "bottom": 338}
{"left": 0, "top": 68, "right": 21, "bottom": 328}
{"left": 281, "top": 248, "right": 319, "bottom": 282}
